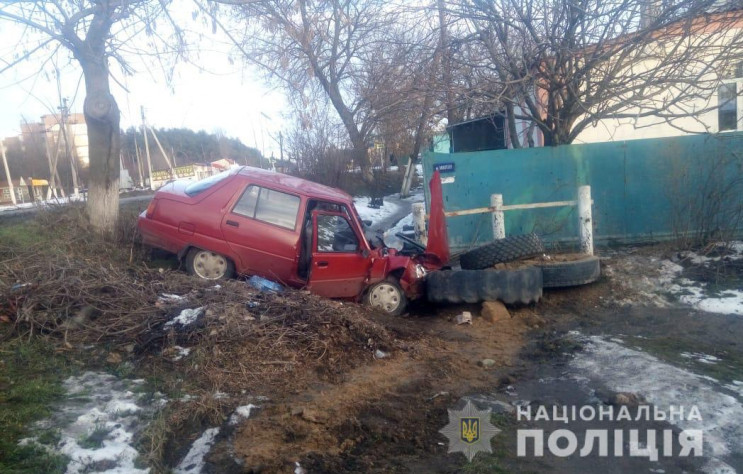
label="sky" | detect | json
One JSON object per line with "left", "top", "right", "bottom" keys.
{"left": 0, "top": 5, "right": 290, "bottom": 159}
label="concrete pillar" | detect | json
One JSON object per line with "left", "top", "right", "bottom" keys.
{"left": 491, "top": 194, "right": 505, "bottom": 239}
{"left": 412, "top": 202, "right": 428, "bottom": 246}
{"left": 578, "top": 185, "right": 593, "bottom": 255}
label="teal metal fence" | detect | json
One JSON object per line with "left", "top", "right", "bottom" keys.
{"left": 422, "top": 132, "right": 743, "bottom": 253}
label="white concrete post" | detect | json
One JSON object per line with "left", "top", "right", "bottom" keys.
{"left": 491, "top": 194, "right": 505, "bottom": 239}
{"left": 578, "top": 185, "right": 593, "bottom": 255}
{"left": 1, "top": 140, "right": 17, "bottom": 205}
{"left": 412, "top": 202, "right": 428, "bottom": 246}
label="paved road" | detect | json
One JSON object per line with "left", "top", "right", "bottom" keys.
{"left": 0, "top": 193, "right": 154, "bottom": 223}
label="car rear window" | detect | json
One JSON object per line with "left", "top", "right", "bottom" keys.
{"left": 184, "top": 170, "right": 232, "bottom": 196}
{"left": 233, "top": 185, "right": 300, "bottom": 230}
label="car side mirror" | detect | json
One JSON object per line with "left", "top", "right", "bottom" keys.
{"left": 362, "top": 219, "right": 373, "bottom": 227}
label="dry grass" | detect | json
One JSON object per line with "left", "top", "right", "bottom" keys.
{"left": 1, "top": 205, "right": 406, "bottom": 470}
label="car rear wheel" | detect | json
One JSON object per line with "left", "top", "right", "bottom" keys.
{"left": 366, "top": 280, "right": 407, "bottom": 316}
{"left": 185, "top": 248, "right": 235, "bottom": 280}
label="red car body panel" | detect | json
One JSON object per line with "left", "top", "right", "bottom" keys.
{"left": 138, "top": 166, "right": 450, "bottom": 301}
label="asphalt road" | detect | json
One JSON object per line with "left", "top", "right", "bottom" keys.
{"left": 0, "top": 193, "right": 154, "bottom": 224}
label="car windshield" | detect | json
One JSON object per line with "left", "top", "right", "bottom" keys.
{"left": 184, "top": 170, "right": 233, "bottom": 197}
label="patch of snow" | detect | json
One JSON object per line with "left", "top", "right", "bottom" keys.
{"left": 0, "top": 194, "right": 86, "bottom": 213}
{"left": 572, "top": 336, "right": 743, "bottom": 472}
{"left": 295, "top": 461, "right": 307, "bottom": 474}
{"left": 228, "top": 404, "right": 259, "bottom": 425}
{"left": 384, "top": 213, "right": 413, "bottom": 240}
{"left": 158, "top": 293, "right": 186, "bottom": 304}
{"left": 172, "top": 346, "right": 191, "bottom": 361}
{"left": 681, "top": 352, "right": 721, "bottom": 364}
{"left": 174, "top": 427, "right": 220, "bottom": 474}
{"left": 22, "top": 371, "right": 165, "bottom": 474}
{"left": 353, "top": 196, "right": 401, "bottom": 224}
{"left": 164, "top": 307, "right": 204, "bottom": 329}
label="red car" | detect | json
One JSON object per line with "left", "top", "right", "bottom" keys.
{"left": 138, "top": 166, "right": 449, "bottom": 315}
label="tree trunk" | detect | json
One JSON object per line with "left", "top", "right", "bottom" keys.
{"left": 81, "top": 61, "right": 120, "bottom": 236}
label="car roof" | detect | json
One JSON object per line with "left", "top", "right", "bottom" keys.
{"left": 237, "top": 166, "right": 354, "bottom": 203}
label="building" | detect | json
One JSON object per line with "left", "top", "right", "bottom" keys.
{"left": 0, "top": 179, "right": 31, "bottom": 205}
{"left": 574, "top": 11, "right": 743, "bottom": 143}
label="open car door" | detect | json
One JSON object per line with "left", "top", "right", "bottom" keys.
{"left": 307, "top": 211, "right": 370, "bottom": 298}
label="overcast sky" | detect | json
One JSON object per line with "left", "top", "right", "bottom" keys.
{"left": 0, "top": 7, "right": 290, "bottom": 158}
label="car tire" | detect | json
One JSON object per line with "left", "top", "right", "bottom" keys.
{"left": 538, "top": 255, "right": 601, "bottom": 288}
{"left": 365, "top": 279, "right": 408, "bottom": 316}
{"left": 185, "top": 248, "right": 235, "bottom": 280}
{"left": 459, "top": 234, "right": 545, "bottom": 270}
{"left": 426, "top": 267, "right": 542, "bottom": 304}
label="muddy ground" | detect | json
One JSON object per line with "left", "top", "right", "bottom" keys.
{"left": 3, "top": 204, "right": 742, "bottom": 473}
{"left": 210, "top": 246, "right": 743, "bottom": 473}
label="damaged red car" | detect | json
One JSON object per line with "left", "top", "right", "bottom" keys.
{"left": 138, "top": 166, "right": 449, "bottom": 315}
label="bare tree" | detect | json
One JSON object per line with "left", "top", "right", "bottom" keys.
{"left": 0, "top": 1, "right": 183, "bottom": 234}
{"left": 206, "top": 0, "right": 399, "bottom": 182}
{"left": 450, "top": 0, "right": 743, "bottom": 146}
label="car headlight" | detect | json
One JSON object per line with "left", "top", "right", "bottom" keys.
{"left": 415, "top": 264, "right": 427, "bottom": 278}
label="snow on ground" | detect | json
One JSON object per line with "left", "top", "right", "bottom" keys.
{"left": 174, "top": 428, "right": 220, "bottom": 474}
{"left": 228, "top": 404, "right": 259, "bottom": 425}
{"left": 607, "top": 243, "right": 743, "bottom": 316}
{"left": 0, "top": 194, "right": 86, "bottom": 213}
{"left": 384, "top": 213, "right": 414, "bottom": 240}
{"left": 354, "top": 196, "right": 401, "bottom": 224}
{"left": 176, "top": 404, "right": 259, "bottom": 473}
{"left": 21, "top": 371, "right": 165, "bottom": 474}
{"left": 164, "top": 307, "right": 204, "bottom": 329}
{"left": 572, "top": 335, "right": 743, "bottom": 473}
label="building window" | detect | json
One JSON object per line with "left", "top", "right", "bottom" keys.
{"left": 718, "top": 83, "right": 738, "bottom": 131}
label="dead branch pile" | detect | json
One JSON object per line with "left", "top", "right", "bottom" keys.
{"left": 0, "top": 207, "right": 398, "bottom": 395}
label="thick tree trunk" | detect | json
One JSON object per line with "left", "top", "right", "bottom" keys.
{"left": 81, "top": 61, "right": 120, "bottom": 236}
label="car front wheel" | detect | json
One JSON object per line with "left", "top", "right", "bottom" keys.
{"left": 365, "top": 279, "right": 407, "bottom": 316}
{"left": 185, "top": 248, "right": 235, "bottom": 280}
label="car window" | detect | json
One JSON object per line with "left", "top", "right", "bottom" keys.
{"left": 316, "top": 215, "right": 359, "bottom": 252}
{"left": 233, "top": 185, "right": 300, "bottom": 230}
{"left": 184, "top": 170, "right": 232, "bottom": 196}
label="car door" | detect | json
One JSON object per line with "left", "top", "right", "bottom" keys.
{"left": 307, "top": 211, "right": 370, "bottom": 298}
{"left": 221, "top": 184, "right": 302, "bottom": 282}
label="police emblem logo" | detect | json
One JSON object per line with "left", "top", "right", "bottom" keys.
{"left": 461, "top": 417, "right": 480, "bottom": 444}
{"left": 440, "top": 400, "right": 500, "bottom": 461}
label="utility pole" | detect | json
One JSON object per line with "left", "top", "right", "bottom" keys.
{"left": 59, "top": 98, "right": 79, "bottom": 196}
{"left": 141, "top": 106, "right": 154, "bottom": 190}
{"left": 133, "top": 135, "right": 145, "bottom": 188}
{"left": 0, "top": 139, "right": 16, "bottom": 205}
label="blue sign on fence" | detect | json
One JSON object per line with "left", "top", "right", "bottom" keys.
{"left": 434, "top": 162, "right": 455, "bottom": 173}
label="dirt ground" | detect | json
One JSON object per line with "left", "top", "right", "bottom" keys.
{"left": 210, "top": 301, "right": 537, "bottom": 473}
{"left": 214, "top": 245, "right": 743, "bottom": 473}
{"left": 4, "top": 206, "right": 742, "bottom": 473}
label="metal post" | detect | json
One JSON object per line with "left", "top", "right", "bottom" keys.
{"left": 412, "top": 202, "right": 428, "bottom": 246}
{"left": 578, "top": 185, "right": 594, "bottom": 255}
{"left": 491, "top": 194, "right": 505, "bottom": 239}
{"left": 1, "top": 140, "right": 16, "bottom": 205}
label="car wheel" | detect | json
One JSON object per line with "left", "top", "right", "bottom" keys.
{"left": 538, "top": 255, "right": 601, "bottom": 288}
{"left": 366, "top": 279, "right": 408, "bottom": 316}
{"left": 185, "top": 248, "right": 235, "bottom": 280}
{"left": 426, "top": 267, "right": 543, "bottom": 304}
{"left": 459, "top": 234, "right": 545, "bottom": 270}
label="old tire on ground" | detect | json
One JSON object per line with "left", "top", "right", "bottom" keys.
{"left": 365, "top": 279, "right": 408, "bottom": 316}
{"left": 538, "top": 255, "right": 601, "bottom": 288}
{"left": 459, "top": 234, "right": 545, "bottom": 270}
{"left": 185, "top": 248, "right": 235, "bottom": 280}
{"left": 426, "top": 266, "right": 542, "bottom": 304}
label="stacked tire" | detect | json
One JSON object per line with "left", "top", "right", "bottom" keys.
{"left": 426, "top": 233, "right": 600, "bottom": 304}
